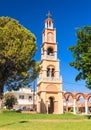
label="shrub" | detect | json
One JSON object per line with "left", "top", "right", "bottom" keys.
{"left": 4, "top": 92, "right": 17, "bottom": 109}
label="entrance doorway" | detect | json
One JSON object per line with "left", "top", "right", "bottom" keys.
{"left": 48, "top": 97, "right": 54, "bottom": 113}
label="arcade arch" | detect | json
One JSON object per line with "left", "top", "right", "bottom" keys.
{"left": 63, "top": 92, "right": 74, "bottom": 112}
{"left": 86, "top": 93, "right": 91, "bottom": 113}
{"left": 63, "top": 92, "right": 91, "bottom": 115}
{"left": 75, "top": 93, "right": 85, "bottom": 114}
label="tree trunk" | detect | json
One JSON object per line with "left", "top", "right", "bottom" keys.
{"left": 0, "top": 82, "right": 4, "bottom": 108}
{"left": 0, "top": 82, "right": 4, "bottom": 99}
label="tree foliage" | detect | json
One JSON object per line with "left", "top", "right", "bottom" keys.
{"left": 69, "top": 26, "right": 91, "bottom": 88}
{"left": 4, "top": 92, "right": 17, "bottom": 109}
{"left": 0, "top": 16, "right": 40, "bottom": 98}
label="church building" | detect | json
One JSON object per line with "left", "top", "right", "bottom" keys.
{"left": 37, "top": 13, "right": 63, "bottom": 114}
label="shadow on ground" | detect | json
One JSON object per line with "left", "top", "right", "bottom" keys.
{"left": 0, "top": 120, "right": 29, "bottom": 127}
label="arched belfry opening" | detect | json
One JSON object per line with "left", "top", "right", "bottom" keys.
{"left": 47, "top": 47, "right": 54, "bottom": 56}
{"left": 37, "top": 12, "right": 63, "bottom": 114}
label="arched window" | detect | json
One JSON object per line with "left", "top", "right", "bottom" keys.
{"left": 47, "top": 68, "right": 50, "bottom": 77}
{"left": 46, "top": 66, "right": 55, "bottom": 77}
{"left": 47, "top": 47, "right": 54, "bottom": 56}
{"left": 51, "top": 68, "right": 55, "bottom": 77}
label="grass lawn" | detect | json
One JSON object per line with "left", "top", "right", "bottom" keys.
{"left": 0, "top": 110, "right": 91, "bottom": 130}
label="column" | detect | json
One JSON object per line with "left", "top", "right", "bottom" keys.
{"left": 73, "top": 98, "right": 76, "bottom": 114}
{"left": 54, "top": 101, "right": 58, "bottom": 114}
{"left": 44, "top": 50, "right": 46, "bottom": 59}
{"left": 37, "top": 101, "right": 40, "bottom": 113}
{"left": 66, "top": 100, "right": 68, "bottom": 112}
{"left": 58, "top": 93, "right": 63, "bottom": 114}
{"left": 54, "top": 52, "right": 57, "bottom": 59}
{"left": 85, "top": 99, "right": 88, "bottom": 115}
{"left": 46, "top": 101, "right": 49, "bottom": 114}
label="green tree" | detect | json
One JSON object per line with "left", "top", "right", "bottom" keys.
{"left": 69, "top": 26, "right": 91, "bottom": 88}
{"left": 0, "top": 16, "right": 40, "bottom": 98}
{"left": 4, "top": 92, "right": 17, "bottom": 109}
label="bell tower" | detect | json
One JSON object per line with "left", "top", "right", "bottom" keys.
{"left": 37, "top": 12, "right": 63, "bottom": 114}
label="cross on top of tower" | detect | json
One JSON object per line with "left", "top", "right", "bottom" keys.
{"left": 46, "top": 11, "right": 52, "bottom": 18}
{"left": 45, "top": 11, "right": 53, "bottom": 28}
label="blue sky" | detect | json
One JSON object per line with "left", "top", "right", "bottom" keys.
{"left": 0, "top": 0, "right": 91, "bottom": 93}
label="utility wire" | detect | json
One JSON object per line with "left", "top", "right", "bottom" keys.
{"left": 62, "top": 81, "right": 91, "bottom": 93}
